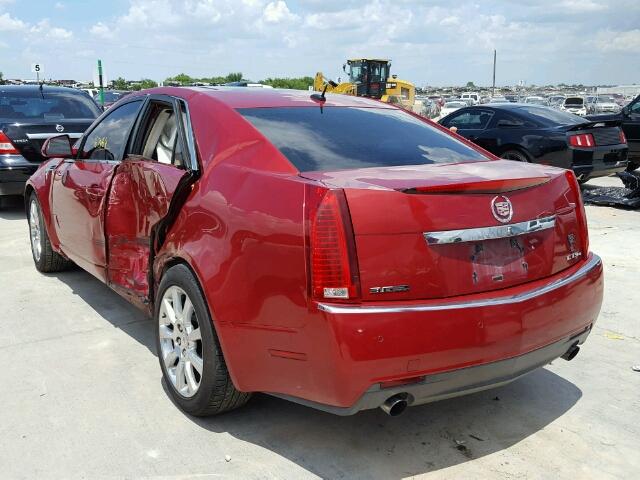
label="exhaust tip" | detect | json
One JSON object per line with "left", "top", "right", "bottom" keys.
{"left": 561, "top": 345, "right": 580, "bottom": 361}
{"left": 380, "top": 394, "right": 409, "bottom": 416}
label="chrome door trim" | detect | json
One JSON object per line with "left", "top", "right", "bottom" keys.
{"left": 424, "top": 215, "right": 556, "bottom": 245}
{"left": 26, "top": 133, "right": 84, "bottom": 139}
{"left": 317, "top": 254, "right": 601, "bottom": 315}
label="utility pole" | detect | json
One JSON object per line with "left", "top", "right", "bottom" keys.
{"left": 97, "top": 59, "right": 105, "bottom": 107}
{"left": 492, "top": 49, "right": 496, "bottom": 98}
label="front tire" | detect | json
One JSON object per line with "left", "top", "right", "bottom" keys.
{"left": 155, "top": 264, "right": 251, "bottom": 416}
{"left": 627, "top": 161, "right": 639, "bottom": 172}
{"left": 28, "top": 193, "right": 71, "bottom": 272}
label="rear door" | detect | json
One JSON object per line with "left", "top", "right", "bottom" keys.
{"left": 105, "top": 96, "right": 197, "bottom": 306}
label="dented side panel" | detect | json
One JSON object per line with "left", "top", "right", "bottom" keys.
{"left": 105, "top": 158, "right": 186, "bottom": 304}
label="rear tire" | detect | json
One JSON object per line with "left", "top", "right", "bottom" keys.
{"left": 626, "top": 161, "right": 639, "bottom": 172}
{"left": 500, "top": 149, "right": 531, "bottom": 162}
{"left": 155, "top": 264, "right": 251, "bottom": 416}
{"left": 28, "top": 193, "right": 71, "bottom": 273}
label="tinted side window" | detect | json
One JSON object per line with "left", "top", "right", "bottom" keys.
{"left": 630, "top": 100, "right": 640, "bottom": 115}
{"left": 80, "top": 100, "right": 142, "bottom": 161}
{"left": 239, "top": 107, "right": 488, "bottom": 172}
{"left": 446, "top": 110, "right": 494, "bottom": 129}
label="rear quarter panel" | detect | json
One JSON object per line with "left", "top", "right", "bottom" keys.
{"left": 153, "top": 97, "right": 314, "bottom": 391}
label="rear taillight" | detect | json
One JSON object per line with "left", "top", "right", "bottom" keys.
{"left": 0, "top": 131, "right": 19, "bottom": 154}
{"left": 308, "top": 188, "right": 360, "bottom": 301}
{"left": 619, "top": 129, "right": 627, "bottom": 144}
{"left": 565, "top": 170, "right": 589, "bottom": 256}
{"left": 568, "top": 133, "right": 595, "bottom": 148}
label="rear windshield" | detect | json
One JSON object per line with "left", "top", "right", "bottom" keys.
{"left": 564, "top": 98, "right": 584, "bottom": 106}
{"left": 238, "top": 106, "right": 487, "bottom": 172}
{"left": 0, "top": 90, "right": 100, "bottom": 120}
{"left": 516, "top": 105, "right": 586, "bottom": 126}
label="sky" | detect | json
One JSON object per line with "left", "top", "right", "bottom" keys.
{"left": 0, "top": 0, "right": 639, "bottom": 87}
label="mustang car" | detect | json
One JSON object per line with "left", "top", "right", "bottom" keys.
{"left": 26, "top": 87, "right": 603, "bottom": 417}
{"left": 438, "top": 103, "right": 628, "bottom": 183}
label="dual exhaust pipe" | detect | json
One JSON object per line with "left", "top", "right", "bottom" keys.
{"left": 380, "top": 394, "right": 409, "bottom": 416}
{"left": 380, "top": 345, "right": 581, "bottom": 416}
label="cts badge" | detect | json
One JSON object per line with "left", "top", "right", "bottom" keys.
{"left": 369, "top": 285, "right": 410, "bottom": 294}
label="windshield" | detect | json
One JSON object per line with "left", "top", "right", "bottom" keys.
{"left": 597, "top": 96, "right": 615, "bottom": 103}
{"left": 564, "top": 98, "right": 584, "bottom": 106}
{"left": 516, "top": 105, "right": 586, "bottom": 125}
{"left": 239, "top": 106, "right": 488, "bottom": 172}
{"left": 0, "top": 89, "right": 101, "bottom": 120}
{"left": 95, "top": 91, "right": 130, "bottom": 102}
{"left": 445, "top": 102, "right": 466, "bottom": 108}
{"left": 525, "top": 97, "right": 545, "bottom": 105}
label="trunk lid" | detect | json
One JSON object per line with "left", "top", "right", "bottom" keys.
{"left": 1, "top": 119, "right": 91, "bottom": 162}
{"left": 302, "top": 160, "right": 585, "bottom": 302}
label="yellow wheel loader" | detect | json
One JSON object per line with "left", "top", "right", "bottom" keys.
{"left": 314, "top": 59, "right": 416, "bottom": 111}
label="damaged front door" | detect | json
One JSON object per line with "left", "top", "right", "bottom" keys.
{"left": 104, "top": 96, "right": 197, "bottom": 307}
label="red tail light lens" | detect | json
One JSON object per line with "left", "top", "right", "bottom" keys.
{"left": 0, "top": 131, "right": 19, "bottom": 154}
{"left": 565, "top": 170, "right": 589, "bottom": 256}
{"left": 568, "top": 133, "right": 595, "bottom": 148}
{"left": 619, "top": 129, "right": 627, "bottom": 144}
{"left": 308, "top": 189, "right": 360, "bottom": 301}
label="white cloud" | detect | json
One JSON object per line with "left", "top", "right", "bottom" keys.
{"left": 0, "top": 12, "right": 25, "bottom": 31}
{"left": 595, "top": 29, "right": 640, "bottom": 52}
{"left": 560, "top": 0, "right": 607, "bottom": 12}
{"left": 89, "top": 21, "right": 112, "bottom": 38}
{"left": 55, "top": 2, "right": 65, "bottom": 9}
{"left": 262, "top": 1, "right": 297, "bottom": 23}
{"left": 30, "top": 19, "right": 73, "bottom": 40}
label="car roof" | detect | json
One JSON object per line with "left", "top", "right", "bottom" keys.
{"left": 0, "top": 84, "right": 86, "bottom": 94}
{"left": 137, "top": 86, "right": 397, "bottom": 109}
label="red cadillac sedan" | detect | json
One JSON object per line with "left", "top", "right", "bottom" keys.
{"left": 25, "top": 87, "right": 603, "bottom": 417}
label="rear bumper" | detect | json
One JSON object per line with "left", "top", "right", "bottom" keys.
{"left": 267, "top": 253, "right": 603, "bottom": 413}
{"left": 0, "top": 155, "right": 38, "bottom": 196}
{"left": 273, "top": 326, "right": 591, "bottom": 415}
{"left": 572, "top": 145, "right": 628, "bottom": 180}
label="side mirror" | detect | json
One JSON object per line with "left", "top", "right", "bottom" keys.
{"left": 41, "top": 134, "right": 73, "bottom": 159}
{"left": 622, "top": 106, "right": 630, "bottom": 116}
{"left": 342, "top": 63, "right": 347, "bottom": 73}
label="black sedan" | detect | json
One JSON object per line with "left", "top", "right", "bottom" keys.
{"left": 439, "top": 103, "right": 628, "bottom": 182}
{"left": 588, "top": 94, "right": 640, "bottom": 171}
{"left": 1, "top": 85, "right": 100, "bottom": 198}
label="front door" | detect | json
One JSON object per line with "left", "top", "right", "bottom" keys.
{"left": 105, "top": 97, "right": 195, "bottom": 306}
{"left": 51, "top": 100, "right": 143, "bottom": 280}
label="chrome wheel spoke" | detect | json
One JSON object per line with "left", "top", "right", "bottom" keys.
{"left": 182, "top": 297, "right": 193, "bottom": 323}
{"left": 175, "top": 359, "right": 186, "bottom": 392}
{"left": 29, "top": 200, "right": 41, "bottom": 261}
{"left": 162, "top": 298, "right": 177, "bottom": 325}
{"left": 188, "top": 327, "right": 201, "bottom": 342}
{"left": 185, "top": 362, "right": 199, "bottom": 393}
{"left": 186, "top": 349, "right": 203, "bottom": 375}
{"left": 164, "top": 347, "right": 179, "bottom": 367}
{"left": 159, "top": 325, "right": 173, "bottom": 340}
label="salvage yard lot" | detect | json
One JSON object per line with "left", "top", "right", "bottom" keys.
{"left": 1, "top": 176, "right": 638, "bottom": 480}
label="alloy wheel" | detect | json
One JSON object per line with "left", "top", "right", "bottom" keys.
{"left": 29, "top": 199, "right": 42, "bottom": 262}
{"left": 158, "top": 286, "right": 203, "bottom": 398}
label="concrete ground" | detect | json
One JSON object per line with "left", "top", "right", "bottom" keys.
{"left": 1, "top": 176, "right": 638, "bottom": 480}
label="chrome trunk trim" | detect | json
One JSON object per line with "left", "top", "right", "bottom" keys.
{"left": 317, "top": 254, "right": 601, "bottom": 315}
{"left": 423, "top": 215, "right": 556, "bottom": 245}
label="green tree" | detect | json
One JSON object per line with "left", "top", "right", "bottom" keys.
{"left": 140, "top": 78, "right": 158, "bottom": 89}
{"left": 261, "top": 76, "right": 314, "bottom": 90}
{"left": 112, "top": 77, "right": 128, "bottom": 90}
{"left": 0, "top": 71, "right": 4, "bottom": 85}
{"left": 465, "top": 81, "right": 476, "bottom": 89}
